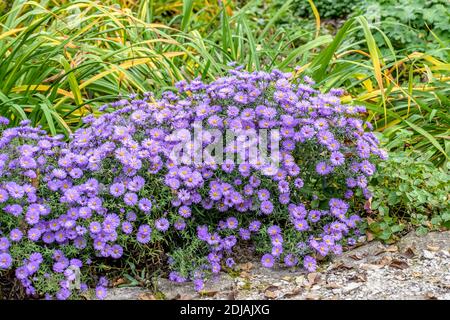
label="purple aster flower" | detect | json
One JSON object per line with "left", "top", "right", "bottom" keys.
{"left": 15, "top": 266, "right": 28, "bottom": 279}
{"left": 124, "top": 192, "right": 138, "bottom": 206}
{"left": 225, "top": 258, "right": 236, "bottom": 268}
{"left": 261, "top": 254, "right": 275, "bottom": 268}
{"left": 226, "top": 217, "right": 238, "bottom": 229}
{"left": 0, "top": 253, "right": 12, "bottom": 269}
{"left": 260, "top": 200, "right": 274, "bottom": 215}
{"left": 174, "top": 219, "right": 186, "bottom": 231}
{"left": 0, "top": 237, "right": 10, "bottom": 251}
{"left": 249, "top": 220, "right": 261, "bottom": 232}
{"left": 126, "top": 211, "right": 137, "bottom": 221}
{"left": 308, "top": 210, "right": 321, "bottom": 223}
{"left": 316, "top": 161, "right": 332, "bottom": 175}
{"left": 121, "top": 221, "right": 133, "bottom": 234}
{"left": 137, "top": 231, "right": 151, "bottom": 244}
{"left": 303, "top": 255, "right": 317, "bottom": 272}
{"left": 257, "top": 189, "right": 270, "bottom": 201}
{"left": 110, "top": 244, "right": 124, "bottom": 259}
{"left": 110, "top": 182, "right": 125, "bottom": 197}
{"left": 293, "top": 219, "right": 309, "bottom": 232}
{"left": 330, "top": 151, "right": 345, "bottom": 166}
{"left": 89, "top": 222, "right": 102, "bottom": 234}
{"left": 27, "top": 228, "right": 41, "bottom": 241}
{"left": 4, "top": 204, "right": 23, "bottom": 217}
{"left": 194, "top": 279, "right": 204, "bottom": 292}
{"left": 284, "top": 254, "right": 298, "bottom": 267}
{"left": 267, "top": 225, "right": 281, "bottom": 236}
{"left": 138, "top": 198, "right": 152, "bottom": 213}
{"left": 155, "top": 218, "right": 170, "bottom": 232}
{"left": 10, "top": 229, "right": 23, "bottom": 242}
{"left": 294, "top": 178, "right": 304, "bottom": 189}
{"left": 0, "top": 188, "right": 9, "bottom": 203}
{"left": 178, "top": 205, "right": 192, "bottom": 218}
{"left": 239, "top": 228, "right": 251, "bottom": 240}
{"left": 96, "top": 286, "right": 107, "bottom": 300}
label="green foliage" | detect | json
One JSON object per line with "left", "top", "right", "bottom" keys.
{"left": 368, "top": 151, "right": 450, "bottom": 241}
{"left": 360, "top": 0, "right": 450, "bottom": 56}
{"left": 292, "top": 0, "right": 361, "bottom": 19}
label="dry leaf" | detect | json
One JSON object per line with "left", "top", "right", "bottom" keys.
{"left": 227, "top": 291, "right": 237, "bottom": 300}
{"left": 402, "top": 247, "right": 416, "bottom": 259}
{"left": 349, "top": 273, "right": 367, "bottom": 282}
{"left": 112, "top": 278, "right": 126, "bottom": 287}
{"left": 139, "top": 293, "right": 156, "bottom": 300}
{"left": 426, "top": 245, "right": 440, "bottom": 252}
{"left": 389, "top": 259, "right": 409, "bottom": 270}
{"left": 200, "top": 290, "right": 219, "bottom": 297}
{"left": 239, "top": 262, "right": 253, "bottom": 271}
{"left": 283, "top": 288, "right": 301, "bottom": 298}
{"left": 425, "top": 292, "right": 437, "bottom": 300}
{"left": 325, "top": 282, "right": 342, "bottom": 289}
{"left": 305, "top": 293, "right": 320, "bottom": 300}
{"left": 172, "top": 293, "right": 195, "bottom": 300}
{"left": 385, "top": 245, "right": 399, "bottom": 253}
{"left": 307, "top": 273, "right": 321, "bottom": 286}
{"left": 330, "top": 262, "right": 353, "bottom": 270}
{"left": 364, "top": 198, "right": 372, "bottom": 213}
{"left": 349, "top": 254, "right": 363, "bottom": 260}
{"left": 366, "top": 232, "right": 374, "bottom": 242}
{"left": 376, "top": 255, "right": 392, "bottom": 266}
{"left": 264, "top": 286, "right": 279, "bottom": 299}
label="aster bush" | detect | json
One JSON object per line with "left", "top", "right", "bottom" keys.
{"left": 0, "top": 67, "right": 386, "bottom": 299}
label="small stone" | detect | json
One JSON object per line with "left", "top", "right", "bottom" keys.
{"left": 343, "top": 282, "right": 362, "bottom": 293}
{"left": 423, "top": 250, "right": 434, "bottom": 259}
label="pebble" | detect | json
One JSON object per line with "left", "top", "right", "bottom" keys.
{"left": 423, "top": 250, "right": 435, "bottom": 259}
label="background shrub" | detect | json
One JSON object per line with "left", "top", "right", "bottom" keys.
{"left": 291, "top": 0, "right": 361, "bottom": 20}
{"left": 368, "top": 151, "right": 450, "bottom": 241}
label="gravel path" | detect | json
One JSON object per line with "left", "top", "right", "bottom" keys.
{"left": 106, "top": 231, "right": 450, "bottom": 300}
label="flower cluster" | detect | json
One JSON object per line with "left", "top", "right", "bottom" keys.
{"left": 0, "top": 67, "right": 386, "bottom": 299}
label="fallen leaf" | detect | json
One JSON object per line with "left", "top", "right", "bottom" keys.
{"left": 389, "top": 259, "right": 409, "bottom": 270}
{"left": 349, "top": 273, "right": 367, "bottom": 282}
{"left": 330, "top": 262, "right": 353, "bottom": 270}
{"left": 349, "top": 254, "right": 363, "bottom": 260}
{"left": 305, "top": 293, "right": 320, "bottom": 300}
{"left": 366, "top": 232, "right": 374, "bottom": 242}
{"left": 282, "top": 276, "right": 292, "bottom": 282}
{"left": 427, "top": 245, "right": 440, "bottom": 252}
{"left": 376, "top": 255, "right": 392, "bottom": 266}
{"left": 402, "top": 247, "right": 416, "bottom": 259}
{"left": 364, "top": 198, "right": 372, "bottom": 213}
{"left": 171, "top": 293, "right": 195, "bottom": 300}
{"left": 425, "top": 292, "right": 437, "bottom": 300}
{"left": 139, "top": 293, "right": 156, "bottom": 300}
{"left": 239, "top": 262, "right": 253, "bottom": 271}
{"left": 264, "top": 286, "right": 279, "bottom": 299}
{"left": 283, "top": 288, "right": 301, "bottom": 298}
{"left": 325, "top": 282, "right": 342, "bottom": 289}
{"left": 239, "top": 271, "right": 251, "bottom": 279}
{"left": 227, "top": 291, "right": 237, "bottom": 300}
{"left": 385, "top": 245, "right": 398, "bottom": 253}
{"left": 307, "top": 273, "right": 321, "bottom": 286}
{"left": 199, "top": 290, "right": 219, "bottom": 297}
{"left": 112, "top": 278, "right": 126, "bottom": 287}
